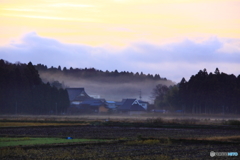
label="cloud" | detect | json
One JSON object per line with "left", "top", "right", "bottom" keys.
{"left": 49, "top": 3, "right": 94, "bottom": 8}
{"left": 3, "top": 8, "right": 49, "bottom": 12}
{"left": 123, "top": 38, "right": 240, "bottom": 63}
{"left": 2, "top": 14, "right": 96, "bottom": 21}
{"left": 1, "top": 32, "right": 240, "bottom": 82}
{"left": 217, "top": 38, "right": 240, "bottom": 54}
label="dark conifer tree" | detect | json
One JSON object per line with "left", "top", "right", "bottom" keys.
{"left": 0, "top": 60, "right": 69, "bottom": 114}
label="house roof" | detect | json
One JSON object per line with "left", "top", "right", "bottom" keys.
{"left": 138, "top": 100, "right": 148, "bottom": 104}
{"left": 115, "top": 99, "right": 127, "bottom": 106}
{"left": 66, "top": 88, "right": 84, "bottom": 102}
{"left": 117, "top": 99, "right": 145, "bottom": 111}
{"left": 66, "top": 88, "right": 92, "bottom": 102}
{"left": 130, "top": 104, "right": 146, "bottom": 111}
{"left": 106, "top": 101, "right": 115, "bottom": 104}
{"left": 81, "top": 99, "right": 106, "bottom": 107}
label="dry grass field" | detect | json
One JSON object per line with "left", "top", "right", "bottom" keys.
{"left": 0, "top": 113, "right": 239, "bottom": 126}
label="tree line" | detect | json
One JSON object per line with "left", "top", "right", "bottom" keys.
{"left": 0, "top": 60, "right": 69, "bottom": 114}
{"left": 35, "top": 64, "right": 166, "bottom": 83}
{"left": 154, "top": 68, "right": 240, "bottom": 114}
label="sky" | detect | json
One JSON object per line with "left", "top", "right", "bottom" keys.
{"left": 0, "top": 0, "right": 240, "bottom": 83}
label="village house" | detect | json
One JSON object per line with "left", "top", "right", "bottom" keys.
{"left": 117, "top": 99, "right": 148, "bottom": 115}
{"left": 66, "top": 88, "right": 107, "bottom": 114}
{"left": 66, "top": 88, "right": 149, "bottom": 115}
{"left": 105, "top": 101, "right": 117, "bottom": 112}
{"left": 66, "top": 88, "right": 92, "bottom": 105}
{"left": 80, "top": 99, "right": 107, "bottom": 113}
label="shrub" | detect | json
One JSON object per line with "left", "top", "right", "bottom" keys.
{"left": 137, "top": 134, "right": 143, "bottom": 141}
{"left": 146, "top": 118, "right": 163, "bottom": 125}
{"left": 227, "top": 120, "right": 240, "bottom": 126}
{"left": 142, "top": 139, "right": 160, "bottom": 145}
{"left": 125, "top": 137, "right": 172, "bottom": 145}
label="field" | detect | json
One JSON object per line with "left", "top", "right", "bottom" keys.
{"left": 0, "top": 137, "right": 108, "bottom": 147}
{"left": 0, "top": 114, "right": 240, "bottom": 159}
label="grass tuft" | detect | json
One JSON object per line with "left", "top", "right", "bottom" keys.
{"left": 125, "top": 137, "right": 172, "bottom": 145}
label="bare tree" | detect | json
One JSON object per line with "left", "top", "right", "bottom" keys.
{"left": 152, "top": 84, "right": 169, "bottom": 101}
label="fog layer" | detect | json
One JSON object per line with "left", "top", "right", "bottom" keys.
{"left": 39, "top": 70, "right": 174, "bottom": 102}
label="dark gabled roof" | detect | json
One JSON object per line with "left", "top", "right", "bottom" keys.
{"left": 130, "top": 104, "right": 146, "bottom": 111}
{"left": 115, "top": 99, "right": 127, "bottom": 106}
{"left": 117, "top": 99, "right": 136, "bottom": 111}
{"left": 117, "top": 99, "right": 146, "bottom": 111}
{"left": 74, "top": 95, "right": 93, "bottom": 102}
{"left": 66, "top": 88, "right": 92, "bottom": 102}
{"left": 81, "top": 99, "right": 106, "bottom": 107}
{"left": 66, "top": 88, "right": 84, "bottom": 102}
{"left": 98, "top": 99, "right": 106, "bottom": 103}
{"left": 117, "top": 99, "right": 135, "bottom": 110}
{"left": 138, "top": 100, "right": 148, "bottom": 104}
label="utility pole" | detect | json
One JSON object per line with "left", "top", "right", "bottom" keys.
{"left": 139, "top": 90, "right": 142, "bottom": 100}
{"left": 15, "top": 101, "right": 17, "bottom": 115}
{"left": 56, "top": 102, "right": 58, "bottom": 115}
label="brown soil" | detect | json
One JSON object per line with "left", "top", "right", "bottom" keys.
{"left": 0, "top": 125, "right": 240, "bottom": 160}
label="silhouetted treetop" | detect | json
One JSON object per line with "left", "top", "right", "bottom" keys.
{"left": 153, "top": 68, "right": 240, "bottom": 114}
{"left": 34, "top": 64, "right": 168, "bottom": 82}
{"left": 0, "top": 59, "right": 69, "bottom": 114}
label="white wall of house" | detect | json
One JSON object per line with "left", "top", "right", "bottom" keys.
{"left": 90, "top": 95, "right": 101, "bottom": 99}
{"left": 71, "top": 101, "right": 81, "bottom": 105}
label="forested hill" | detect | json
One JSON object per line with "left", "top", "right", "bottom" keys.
{"left": 0, "top": 60, "right": 69, "bottom": 114}
{"left": 34, "top": 64, "right": 174, "bottom": 101}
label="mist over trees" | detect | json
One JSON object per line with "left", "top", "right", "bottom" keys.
{"left": 35, "top": 64, "right": 166, "bottom": 82}
{"left": 153, "top": 68, "right": 240, "bottom": 114}
{"left": 35, "top": 64, "right": 173, "bottom": 101}
{"left": 0, "top": 60, "right": 69, "bottom": 114}
{"left": 2, "top": 59, "right": 239, "bottom": 115}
